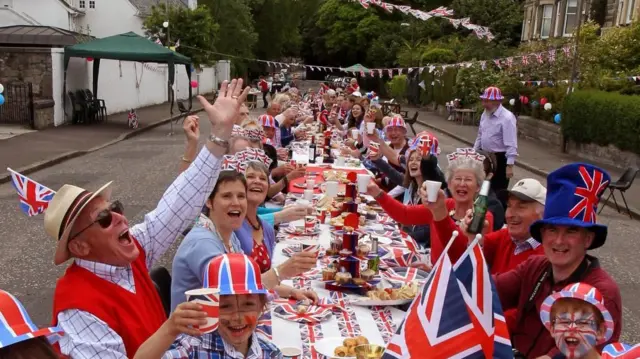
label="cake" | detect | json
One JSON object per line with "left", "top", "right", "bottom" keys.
{"left": 352, "top": 278, "right": 366, "bottom": 286}
{"left": 339, "top": 249, "right": 353, "bottom": 257}
{"left": 357, "top": 244, "right": 371, "bottom": 257}
{"left": 361, "top": 269, "right": 376, "bottom": 281}
{"left": 322, "top": 267, "right": 337, "bottom": 281}
{"left": 335, "top": 271, "right": 352, "bottom": 285}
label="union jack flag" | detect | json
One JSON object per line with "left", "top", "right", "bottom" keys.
{"left": 371, "top": 306, "right": 397, "bottom": 343}
{"left": 602, "top": 342, "right": 640, "bottom": 358}
{"left": 521, "top": 55, "right": 529, "bottom": 66}
{"left": 0, "top": 289, "right": 63, "bottom": 348}
{"left": 299, "top": 322, "right": 323, "bottom": 359}
{"left": 381, "top": 267, "right": 425, "bottom": 286}
{"left": 380, "top": 247, "right": 419, "bottom": 268}
{"left": 429, "top": 6, "right": 454, "bottom": 17}
{"left": 255, "top": 311, "right": 272, "bottom": 340}
{"left": 535, "top": 52, "right": 544, "bottom": 64}
{"left": 453, "top": 241, "right": 513, "bottom": 358}
{"left": 383, "top": 252, "right": 485, "bottom": 359}
{"left": 548, "top": 49, "right": 556, "bottom": 62}
{"left": 568, "top": 166, "right": 609, "bottom": 224}
{"left": 8, "top": 168, "right": 55, "bottom": 217}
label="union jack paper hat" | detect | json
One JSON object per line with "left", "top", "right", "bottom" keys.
{"left": 409, "top": 131, "right": 441, "bottom": 155}
{"left": 384, "top": 115, "right": 406, "bottom": 131}
{"left": 231, "top": 125, "right": 245, "bottom": 137}
{"left": 258, "top": 114, "right": 277, "bottom": 129}
{"left": 479, "top": 86, "right": 504, "bottom": 101}
{"left": 530, "top": 163, "right": 610, "bottom": 249}
{"left": 602, "top": 342, "right": 640, "bottom": 358}
{"left": 539, "top": 282, "right": 614, "bottom": 344}
{"left": 446, "top": 148, "right": 485, "bottom": 165}
{"left": 0, "top": 289, "right": 63, "bottom": 348}
{"left": 221, "top": 148, "right": 273, "bottom": 173}
{"left": 202, "top": 253, "right": 268, "bottom": 296}
{"left": 244, "top": 127, "right": 265, "bottom": 141}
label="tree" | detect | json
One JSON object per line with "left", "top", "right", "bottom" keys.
{"left": 143, "top": 4, "right": 219, "bottom": 67}
{"left": 250, "top": 0, "right": 308, "bottom": 60}
{"left": 450, "top": 0, "right": 523, "bottom": 45}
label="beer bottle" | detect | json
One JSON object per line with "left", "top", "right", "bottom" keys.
{"left": 308, "top": 135, "right": 316, "bottom": 164}
{"left": 467, "top": 180, "right": 491, "bottom": 234}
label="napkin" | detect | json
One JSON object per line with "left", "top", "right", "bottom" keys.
{"left": 273, "top": 303, "right": 333, "bottom": 324}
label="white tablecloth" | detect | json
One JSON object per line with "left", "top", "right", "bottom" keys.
{"left": 269, "top": 222, "right": 406, "bottom": 357}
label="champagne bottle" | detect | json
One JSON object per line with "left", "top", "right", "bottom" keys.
{"left": 308, "top": 135, "right": 316, "bottom": 164}
{"left": 467, "top": 180, "right": 491, "bottom": 234}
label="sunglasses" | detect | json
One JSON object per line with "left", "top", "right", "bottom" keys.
{"left": 69, "top": 200, "right": 124, "bottom": 241}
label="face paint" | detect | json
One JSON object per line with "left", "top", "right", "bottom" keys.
{"left": 552, "top": 311, "right": 599, "bottom": 359}
{"left": 244, "top": 314, "right": 258, "bottom": 326}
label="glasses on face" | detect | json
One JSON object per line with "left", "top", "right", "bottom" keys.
{"left": 69, "top": 201, "right": 124, "bottom": 241}
{"left": 553, "top": 318, "right": 597, "bottom": 330}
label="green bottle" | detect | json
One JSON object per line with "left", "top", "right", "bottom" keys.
{"left": 467, "top": 180, "right": 491, "bottom": 234}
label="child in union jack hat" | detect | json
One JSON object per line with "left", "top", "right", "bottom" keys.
{"left": 0, "top": 289, "right": 62, "bottom": 358}
{"left": 135, "top": 253, "right": 281, "bottom": 359}
{"left": 540, "top": 283, "right": 614, "bottom": 359}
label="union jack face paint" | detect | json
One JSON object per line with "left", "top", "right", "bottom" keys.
{"left": 551, "top": 309, "right": 600, "bottom": 358}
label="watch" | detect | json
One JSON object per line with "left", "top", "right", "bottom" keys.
{"left": 208, "top": 134, "right": 229, "bottom": 147}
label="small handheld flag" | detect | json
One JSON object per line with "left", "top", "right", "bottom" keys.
{"left": 7, "top": 168, "right": 55, "bottom": 217}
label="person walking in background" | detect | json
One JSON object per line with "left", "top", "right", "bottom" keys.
{"left": 473, "top": 86, "right": 518, "bottom": 200}
{"left": 258, "top": 76, "right": 269, "bottom": 108}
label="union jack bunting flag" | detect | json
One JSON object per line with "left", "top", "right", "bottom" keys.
{"left": 453, "top": 241, "right": 513, "bottom": 358}
{"left": 602, "top": 342, "right": 640, "bottom": 358}
{"left": 383, "top": 251, "right": 486, "bottom": 358}
{"left": 8, "top": 168, "right": 55, "bottom": 217}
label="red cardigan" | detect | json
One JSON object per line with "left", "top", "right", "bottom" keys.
{"left": 52, "top": 239, "right": 166, "bottom": 357}
{"left": 376, "top": 194, "right": 494, "bottom": 265}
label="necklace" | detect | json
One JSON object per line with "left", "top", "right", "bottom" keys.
{"left": 247, "top": 217, "right": 262, "bottom": 231}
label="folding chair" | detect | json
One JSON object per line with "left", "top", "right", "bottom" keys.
{"left": 150, "top": 267, "right": 172, "bottom": 317}
{"left": 598, "top": 167, "right": 639, "bottom": 219}
{"left": 404, "top": 111, "right": 418, "bottom": 136}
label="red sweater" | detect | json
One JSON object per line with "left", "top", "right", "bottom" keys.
{"left": 377, "top": 194, "right": 493, "bottom": 265}
{"left": 52, "top": 239, "right": 167, "bottom": 357}
{"left": 495, "top": 255, "right": 622, "bottom": 358}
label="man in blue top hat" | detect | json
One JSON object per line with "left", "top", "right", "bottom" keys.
{"left": 493, "top": 163, "right": 622, "bottom": 358}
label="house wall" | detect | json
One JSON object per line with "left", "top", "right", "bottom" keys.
{"left": 76, "top": 0, "right": 141, "bottom": 37}
{"left": 0, "top": 47, "right": 53, "bottom": 99}
{"left": 9, "top": 0, "right": 73, "bottom": 29}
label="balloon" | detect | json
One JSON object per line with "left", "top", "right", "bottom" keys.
{"left": 531, "top": 101, "right": 539, "bottom": 107}
{"left": 86, "top": 57, "right": 93, "bottom": 62}
{"left": 509, "top": 98, "right": 515, "bottom": 106}
{"left": 163, "top": 21, "right": 169, "bottom": 28}
{"left": 0, "top": 83, "right": 3, "bottom": 94}
{"left": 540, "top": 97, "right": 548, "bottom": 106}
{"left": 0, "top": 94, "right": 5, "bottom": 106}
{"left": 519, "top": 96, "right": 529, "bottom": 105}
{"left": 554, "top": 113, "right": 561, "bottom": 124}
{"left": 544, "top": 103, "right": 552, "bottom": 110}
{"left": 190, "top": 80, "right": 198, "bottom": 88}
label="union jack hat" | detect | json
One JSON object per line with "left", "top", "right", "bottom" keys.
{"left": 530, "top": 163, "right": 610, "bottom": 249}
{"left": 203, "top": 253, "right": 268, "bottom": 296}
{"left": 539, "top": 283, "right": 614, "bottom": 344}
{"left": 258, "top": 114, "right": 277, "bottom": 129}
{"left": 384, "top": 115, "right": 406, "bottom": 131}
{"left": 409, "top": 131, "right": 440, "bottom": 155}
{"left": 0, "top": 289, "right": 63, "bottom": 348}
{"left": 479, "top": 86, "right": 504, "bottom": 101}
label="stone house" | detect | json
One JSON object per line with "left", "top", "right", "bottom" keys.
{"left": 0, "top": 0, "right": 226, "bottom": 128}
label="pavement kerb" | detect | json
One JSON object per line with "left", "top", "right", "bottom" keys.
{"left": 416, "top": 119, "right": 640, "bottom": 220}
{"left": 0, "top": 108, "right": 203, "bottom": 185}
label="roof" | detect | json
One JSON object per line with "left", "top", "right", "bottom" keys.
{"left": 0, "top": 25, "right": 91, "bottom": 46}
{"left": 64, "top": 31, "right": 191, "bottom": 64}
{"left": 128, "top": 0, "right": 188, "bottom": 16}
{"left": 343, "top": 63, "right": 371, "bottom": 72}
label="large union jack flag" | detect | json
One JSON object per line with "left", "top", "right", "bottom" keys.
{"left": 569, "top": 166, "right": 609, "bottom": 224}
{"left": 8, "top": 168, "right": 55, "bottom": 217}
{"left": 602, "top": 342, "right": 640, "bottom": 358}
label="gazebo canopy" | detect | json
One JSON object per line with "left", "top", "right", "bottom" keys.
{"left": 63, "top": 31, "right": 192, "bottom": 99}
{"left": 342, "top": 63, "right": 370, "bottom": 73}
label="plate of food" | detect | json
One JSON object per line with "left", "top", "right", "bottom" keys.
{"left": 282, "top": 223, "right": 321, "bottom": 236}
{"left": 273, "top": 302, "right": 333, "bottom": 324}
{"left": 293, "top": 182, "right": 321, "bottom": 189}
{"left": 349, "top": 283, "right": 419, "bottom": 306}
{"left": 323, "top": 170, "right": 349, "bottom": 183}
{"left": 314, "top": 336, "right": 374, "bottom": 358}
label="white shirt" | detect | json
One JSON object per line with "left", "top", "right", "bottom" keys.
{"left": 57, "top": 146, "right": 222, "bottom": 359}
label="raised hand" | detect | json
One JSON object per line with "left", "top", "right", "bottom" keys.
{"left": 197, "top": 79, "right": 249, "bottom": 142}
{"left": 183, "top": 115, "right": 200, "bottom": 143}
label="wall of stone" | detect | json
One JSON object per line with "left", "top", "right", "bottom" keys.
{"left": 517, "top": 115, "right": 563, "bottom": 148}
{"left": 0, "top": 47, "right": 53, "bottom": 100}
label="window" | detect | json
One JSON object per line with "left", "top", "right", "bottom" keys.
{"left": 626, "top": 0, "right": 635, "bottom": 23}
{"left": 89, "top": 0, "right": 95, "bottom": 9}
{"left": 563, "top": 0, "right": 579, "bottom": 36}
{"left": 540, "top": 5, "right": 553, "bottom": 38}
{"left": 79, "top": 0, "right": 85, "bottom": 8}
{"left": 554, "top": 2, "right": 562, "bottom": 36}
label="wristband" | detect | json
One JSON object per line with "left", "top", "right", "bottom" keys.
{"left": 374, "top": 191, "right": 384, "bottom": 199}
{"left": 181, "top": 156, "right": 192, "bottom": 163}
{"left": 273, "top": 266, "right": 282, "bottom": 284}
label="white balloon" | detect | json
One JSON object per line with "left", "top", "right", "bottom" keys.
{"left": 544, "top": 103, "right": 552, "bottom": 110}
{"left": 509, "top": 98, "right": 515, "bottom": 106}
{"left": 0, "top": 84, "right": 3, "bottom": 94}
{"left": 162, "top": 21, "right": 169, "bottom": 28}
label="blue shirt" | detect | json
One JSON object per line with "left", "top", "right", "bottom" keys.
{"left": 234, "top": 218, "right": 276, "bottom": 260}
{"left": 280, "top": 125, "right": 294, "bottom": 147}
{"left": 163, "top": 331, "right": 282, "bottom": 359}
{"left": 170, "top": 221, "right": 242, "bottom": 311}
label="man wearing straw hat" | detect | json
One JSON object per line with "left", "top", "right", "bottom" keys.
{"left": 473, "top": 86, "right": 518, "bottom": 197}
{"left": 46, "top": 79, "right": 249, "bottom": 358}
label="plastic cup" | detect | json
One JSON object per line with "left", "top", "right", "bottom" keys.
{"left": 366, "top": 122, "right": 376, "bottom": 135}
{"left": 424, "top": 180, "right": 441, "bottom": 202}
{"left": 357, "top": 174, "right": 371, "bottom": 193}
{"left": 306, "top": 179, "right": 315, "bottom": 190}
{"left": 351, "top": 129, "right": 359, "bottom": 139}
{"left": 323, "top": 181, "right": 339, "bottom": 197}
{"left": 335, "top": 156, "right": 346, "bottom": 166}
{"left": 304, "top": 189, "right": 313, "bottom": 201}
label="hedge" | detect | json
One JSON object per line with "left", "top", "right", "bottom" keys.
{"left": 562, "top": 90, "right": 640, "bottom": 155}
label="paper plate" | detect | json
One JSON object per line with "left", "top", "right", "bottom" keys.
{"left": 381, "top": 267, "right": 430, "bottom": 286}
{"left": 293, "top": 182, "right": 320, "bottom": 189}
{"left": 273, "top": 303, "right": 333, "bottom": 324}
{"left": 349, "top": 297, "right": 413, "bottom": 307}
{"left": 313, "top": 337, "right": 356, "bottom": 359}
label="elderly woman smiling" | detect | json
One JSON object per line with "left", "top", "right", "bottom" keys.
{"left": 367, "top": 148, "right": 495, "bottom": 265}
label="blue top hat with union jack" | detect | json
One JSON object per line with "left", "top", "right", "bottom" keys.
{"left": 0, "top": 289, "right": 63, "bottom": 348}
{"left": 479, "top": 86, "right": 504, "bottom": 101}
{"left": 203, "top": 253, "right": 268, "bottom": 296}
{"left": 530, "top": 163, "right": 610, "bottom": 249}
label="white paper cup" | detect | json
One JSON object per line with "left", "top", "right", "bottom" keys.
{"left": 306, "top": 179, "right": 315, "bottom": 190}
{"left": 323, "top": 181, "right": 339, "bottom": 197}
{"left": 316, "top": 156, "right": 324, "bottom": 164}
{"left": 296, "top": 199, "right": 310, "bottom": 207}
{"left": 366, "top": 122, "right": 376, "bottom": 135}
{"left": 425, "top": 180, "right": 441, "bottom": 202}
{"left": 304, "top": 189, "right": 314, "bottom": 201}
{"left": 351, "top": 129, "right": 359, "bottom": 139}
{"left": 357, "top": 173, "right": 371, "bottom": 193}
{"left": 335, "top": 156, "right": 346, "bottom": 166}
{"left": 185, "top": 288, "right": 220, "bottom": 334}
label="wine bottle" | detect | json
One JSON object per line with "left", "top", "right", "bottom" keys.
{"left": 467, "top": 180, "right": 491, "bottom": 234}
{"left": 308, "top": 135, "right": 316, "bottom": 164}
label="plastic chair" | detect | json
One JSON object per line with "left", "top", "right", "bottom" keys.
{"left": 598, "top": 167, "right": 638, "bottom": 218}
{"left": 150, "top": 267, "right": 172, "bottom": 317}
{"left": 404, "top": 111, "right": 418, "bottom": 136}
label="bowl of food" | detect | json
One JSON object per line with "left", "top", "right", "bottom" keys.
{"left": 354, "top": 344, "right": 385, "bottom": 359}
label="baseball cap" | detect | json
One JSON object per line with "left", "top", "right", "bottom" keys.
{"left": 504, "top": 178, "right": 546, "bottom": 205}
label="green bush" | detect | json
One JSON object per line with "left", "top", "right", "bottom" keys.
{"left": 386, "top": 75, "right": 408, "bottom": 102}
{"left": 421, "top": 48, "right": 457, "bottom": 64}
{"left": 562, "top": 90, "right": 640, "bottom": 154}
{"left": 454, "top": 65, "right": 500, "bottom": 107}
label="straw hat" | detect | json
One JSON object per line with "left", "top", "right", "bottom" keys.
{"left": 44, "top": 182, "right": 113, "bottom": 265}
